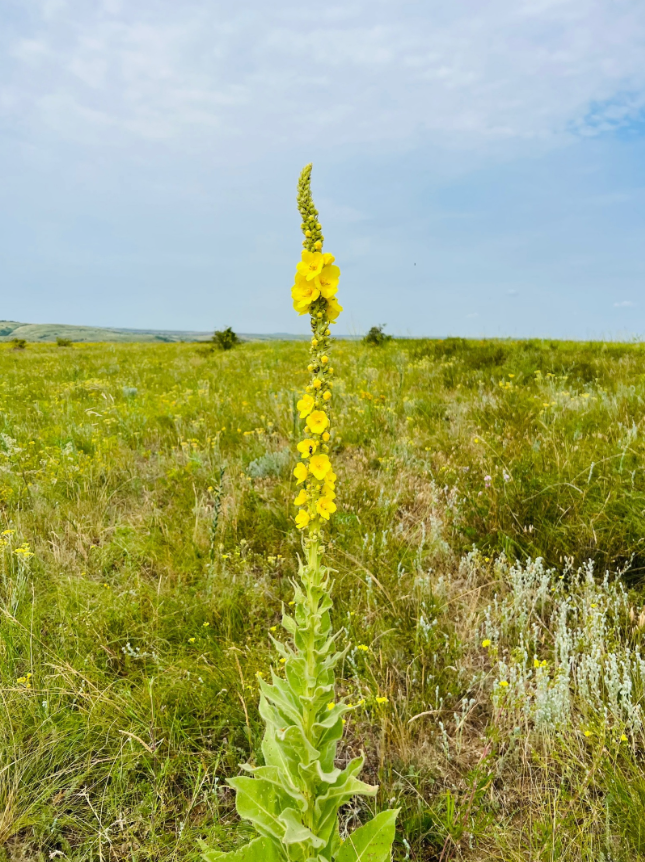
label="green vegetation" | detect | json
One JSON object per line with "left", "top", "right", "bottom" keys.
{"left": 0, "top": 336, "right": 644, "bottom": 860}
{"left": 210, "top": 328, "right": 240, "bottom": 352}
{"left": 363, "top": 325, "right": 392, "bottom": 347}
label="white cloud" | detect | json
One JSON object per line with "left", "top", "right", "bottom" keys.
{"left": 613, "top": 300, "right": 636, "bottom": 307}
{"left": 1, "top": 0, "right": 644, "bottom": 162}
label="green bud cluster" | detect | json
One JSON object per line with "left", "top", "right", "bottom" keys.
{"left": 298, "top": 164, "right": 324, "bottom": 251}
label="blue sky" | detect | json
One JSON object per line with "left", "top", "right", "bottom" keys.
{"left": 1, "top": 0, "right": 645, "bottom": 338}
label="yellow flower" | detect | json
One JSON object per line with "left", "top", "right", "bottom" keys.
{"left": 308, "top": 410, "right": 329, "bottom": 434}
{"left": 356, "top": 644, "right": 369, "bottom": 651}
{"left": 620, "top": 733, "right": 628, "bottom": 742}
{"left": 309, "top": 453, "right": 331, "bottom": 480}
{"left": 315, "top": 264, "right": 340, "bottom": 299}
{"left": 188, "top": 637, "right": 196, "bottom": 643}
{"left": 294, "top": 488, "right": 308, "bottom": 506}
{"left": 322, "top": 252, "right": 335, "bottom": 266}
{"left": 584, "top": 729, "right": 592, "bottom": 737}
{"left": 292, "top": 276, "right": 320, "bottom": 314}
{"left": 316, "top": 496, "right": 337, "bottom": 520}
{"left": 375, "top": 696, "right": 388, "bottom": 704}
{"left": 322, "top": 484, "right": 336, "bottom": 499}
{"left": 296, "top": 250, "right": 325, "bottom": 281}
{"left": 297, "top": 393, "right": 315, "bottom": 417}
{"left": 323, "top": 391, "right": 331, "bottom": 401}
{"left": 327, "top": 702, "right": 335, "bottom": 710}
{"left": 297, "top": 438, "right": 317, "bottom": 458}
{"left": 498, "top": 680, "right": 509, "bottom": 688}
{"left": 295, "top": 509, "right": 311, "bottom": 530}
{"left": 326, "top": 297, "right": 343, "bottom": 322}
{"left": 293, "top": 462, "right": 308, "bottom": 484}
{"left": 482, "top": 639, "right": 491, "bottom": 648}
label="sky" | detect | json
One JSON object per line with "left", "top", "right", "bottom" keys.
{"left": 1, "top": 0, "right": 645, "bottom": 338}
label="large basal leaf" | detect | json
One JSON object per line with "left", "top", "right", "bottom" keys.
{"left": 199, "top": 835, "right": 284, "bottom": 862}
{"left": 335, "top": 809, "right": 399, "bottom": 862}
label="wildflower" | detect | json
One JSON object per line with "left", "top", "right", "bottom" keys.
{"left": 316, "top": 497, "right": 337, "bottom": 520}
{"left": 294, "top": 489, "right": 308, "bottom": 506}
{"left": 269, "top": 626, "right": 277, "bottom": 632}
{"left": 375, "top": 696, "right": 388, "bottom": 704}
{"left": 327, "top": 702, "right": 335, "bottom": 711}
{"left": 482, "top": 639, "right": 491, "bottom": 648}
{"left": 297, "top": 438, "right": 318, "bottom": 458}
{"left": 309, "top": 453, "right": 331, "bottom": 480}
{"left": 620, "top": 734, "right": 628, "bottom": 742}
{"left": 315, "top": 264, "right": 340, "bottom": 298}
{"left": 498, "top": 680, "right": 509, "bottom": 688}
{"left": 296, "top": 250, "right": 325, "bottom": 281}
{"left": 323, "top": 391, "right": 331, "bottom": 401}
{"left": 293, "top": 463, "right": 308, "bottom": 484}
{"left": 292, "top": 276, "right": 320, "bottom": 314}
{"left": 326, "top": 297, "right": 343, "bottom": 322}
{"left": 584, "top": 730, "right": 592, "bottom": 737}
{"left": 297, "top": 394, "right": 315, "bottom": 418}
{"left": 188, "top": 637, "right": 196, "bottom": 643}
{"left": 295, "top": 510, "right": 311, "bottom": 529}
{"left": 203, "top": 622, "right": 210, "bottom": 627}
{"left": 308, "top": 411, "right": 329, "bottom": 434}
{"left": 356, "top": 644, "right": 369, "bottom": 651}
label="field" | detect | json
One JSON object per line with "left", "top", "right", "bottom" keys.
{"left": 1, "top": 337, "right": 645, "bottom": 861}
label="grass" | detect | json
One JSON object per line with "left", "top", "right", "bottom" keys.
{"left": 0, "top": 336, "right": 644, "bottom": 860}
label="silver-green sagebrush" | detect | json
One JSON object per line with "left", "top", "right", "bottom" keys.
{"left": 200, "top": 166, "right": 398, "bottom": 860}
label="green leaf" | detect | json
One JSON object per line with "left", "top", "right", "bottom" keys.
{"left": 335, "top": 809, "right": 399, "bottom": 862}
{"left": 199, "top": 835, "right": 284, "bottom": 862}
{"left": 229, "top": 776, "right": 290, "bottom": 841}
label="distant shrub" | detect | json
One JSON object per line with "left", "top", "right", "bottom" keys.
{"left": 363, "top": 324, "right": 392, "bottom": 346}
{"left": 211, "top": 326, "right": 240, "bottom": 351}
{"left": 56, "top": 337, "right": 72, "bottom": 347}
{"left": 10, "top": 338, "right": 26, "bottom": 350}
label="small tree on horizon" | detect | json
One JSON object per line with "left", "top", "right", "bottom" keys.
{"left": 211, "top": 326, "right": 240, "bottom": 350}
{"left": 363, "top": 324, "right": 392, "bottom": 346}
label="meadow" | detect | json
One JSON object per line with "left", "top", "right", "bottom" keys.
{"left": 1, "top": 336, "right": 644, "bottom": 861}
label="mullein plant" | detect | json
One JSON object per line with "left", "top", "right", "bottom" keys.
{"left": 201, "top": 165, "right": 398, "bottom": 860}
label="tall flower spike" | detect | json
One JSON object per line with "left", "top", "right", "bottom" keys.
{"left": 200, "top": 165, "right": 398, "bottom": 862}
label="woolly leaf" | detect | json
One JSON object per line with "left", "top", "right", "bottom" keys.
{"left": 199, "top": 835, "right": 284, "bottom": 862}
{"left": 335, "top": 809, "right": 399, "bottom": 862}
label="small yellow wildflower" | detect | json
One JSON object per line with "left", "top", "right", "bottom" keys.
{"left": 498, "top": 680, "right": 509, "bottom": 688}
{"left": 297, "top": 393, "right": 315, "bottom": 417}
{"left": 326, "top": 297, "right": 343, "bottom": 322}
{"left": 620, "top": 734, "right": 628, "bottom": 742}
{"left": 356, "top": 644, "right": 369, "bottom": 651}
{"left": 309, "top": 453, "right": 331, "bottom": 480}
{"left": 270, "top": 625, "right": 277, "bottom": 632}
{"left": 188, "top": 637, "right": 196, "bottom": 643}
{"left": 297, "top": 438, "right": 317, "bottom": 458}
{"left": 375, "top": 696, "right": 388, "bottom": 704}
{"left": 296, "top": 250, "right": 325, "bottom": 281}
{"left": 295, "top": 510, "right": 311, "bottom": 529}
{"left": 316, "top": 497, "right": 337, "bottom": 520}
{"left": 293, "top": 462, "right": 308, "bottom": 484}
{"left": 327, "top": 702, "right": 335, "bottom": 711}
{"left": 312, "top": 379, "right": 322, "bottom": 390}
{"left": 308, "top": 410, "right": 329, "bottom": 434}
{"left": 294, "top": 488, "right": 308, "bottom": 507}
{"left": 322, "top": 432, "right": 330, "bottom": 442}
{"left": 584, "top": 729, "right": 592, "bottom": 737}
{"left": 203, "top": 622, "right": 210, "bottom": 627}
{"left": 315, "top": 264, "right": 340, "bottom": 298}
{"left": 482, "top": 639, "right": 491, "bottom": 648}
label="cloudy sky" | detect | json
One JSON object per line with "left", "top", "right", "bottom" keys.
{"left": 1, "top": 0, "right": 645, "bottom": 337}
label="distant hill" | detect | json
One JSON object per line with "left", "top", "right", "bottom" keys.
{"left": 0, "top": 321, "right": 315, "bottom": 343}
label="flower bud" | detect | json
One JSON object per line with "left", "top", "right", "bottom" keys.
{"left": 321, "top": 355, "right": 328, "bottom": 364}
{"left": 322, "top": 432, "right": 330, "bottom": 442}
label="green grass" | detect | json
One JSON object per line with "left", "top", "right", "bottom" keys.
{"left": 0, "top": 337, "right": 644, "bottom": 860}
